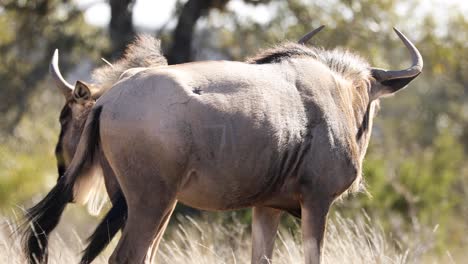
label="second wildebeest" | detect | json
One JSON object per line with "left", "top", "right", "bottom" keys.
{"left": 22, "top": 27, "right": 422, "bottom": 264}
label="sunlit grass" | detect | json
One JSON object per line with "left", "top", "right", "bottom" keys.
{"left": 0, "top": 211, "right": 453, "bottom": 264}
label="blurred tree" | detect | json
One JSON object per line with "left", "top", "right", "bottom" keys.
{"left": 109, "top": 0, "right": 135, "bottom": 59}
{"left": 167, "top": 0, "right": 271, "bottom": 64}
{"left": 0, "top": 0, "right": 104, "bottom": 133}
{"left": 167, "top": 0, "right": 229, "bottom": 64}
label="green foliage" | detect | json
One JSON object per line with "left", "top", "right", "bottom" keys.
{"left": 361, "top": 128, "right": 464, "bottom": 220}
{"left": 0, "top": 86, "right": 62, "bottom": 209}
{"left": 0, "top": 142, "right": 55, "bottom": 209}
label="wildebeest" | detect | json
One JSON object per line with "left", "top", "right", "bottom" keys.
{"left": 21, "top": 27, "right": 422, "bottom": 264}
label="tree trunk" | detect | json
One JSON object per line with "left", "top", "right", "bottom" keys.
{"left": 109, "top": 0, "right": 136, "bottom": 59}
{"left": 167, "top": 0, "right": 214, "bottom": 64}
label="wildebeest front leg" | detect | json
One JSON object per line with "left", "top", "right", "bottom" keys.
{"left": 251, "top": 206, "right": 283, "bottom": 264}
{"left": 301, "top": 196, "right": 332, "bottom": 264}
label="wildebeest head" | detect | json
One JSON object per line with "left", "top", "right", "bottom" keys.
{"left": 320, "top": 27, "right": 422, "bottom": 184}
{"left": 50, "top": 51, "right": 97, "bottom": 177}
{"left": 348, "top": 27, "right": 423, "bottom": 164}
{"left": 50, "top": 36, "right": 168, "bottom": 177}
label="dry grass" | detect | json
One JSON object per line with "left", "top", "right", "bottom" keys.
{"left": 0, "top": 211, "right": 449, "bottom": 264}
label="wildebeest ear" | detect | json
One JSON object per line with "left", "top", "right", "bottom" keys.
{"left": 73, "top": 80, "right": 92, "bottom": 102}
{"left": 370, "top": 71, "right": 421, "bottom": 100}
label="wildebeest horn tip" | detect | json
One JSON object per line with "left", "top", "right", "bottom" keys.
{"left": 50, "top": 49, "right": 74, "bottom": 96}
{"left": 298, "top": 25, "right": 325, "bottom": 45}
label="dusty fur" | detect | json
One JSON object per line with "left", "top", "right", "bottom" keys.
{"left": 92, "top": 35, "right": 168, "bottom": 90}
{"left": 249, "top": 42, "right": 373, "bottom": 195}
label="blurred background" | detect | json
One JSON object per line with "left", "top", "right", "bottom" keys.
{"left": 1, "top": 0, "right": 467, "bottom": 262}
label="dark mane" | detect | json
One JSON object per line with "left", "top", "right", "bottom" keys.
{"left": 247, "top": 42, "right": 371, "bottom": 83}
{"left": 247, "top": 43, "right": 319, "bottom": 64}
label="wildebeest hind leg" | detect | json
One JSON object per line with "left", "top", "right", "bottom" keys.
{"left": 145, "top": 200, "right": 177, "bottom": 263}
{"left": 108, "top": 190, "right": 177, "bottom": 264}
{"left": 251, "top": 206, "right": 283, "bottom": 264}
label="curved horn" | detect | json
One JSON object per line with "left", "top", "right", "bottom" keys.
{"left": 298, "top": 25, "right": 325, "bottom": 45}
{"left": 50, "top": 49, "right": 73, "bottom": 96}
{"left": 371, "top": 28, "right": 423, "bottom": 89}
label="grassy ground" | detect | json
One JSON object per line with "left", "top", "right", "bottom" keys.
{"left": 1, "top": 208, "right": 459, "bottom": 264}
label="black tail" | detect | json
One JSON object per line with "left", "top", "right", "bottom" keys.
{"left": 21, "top": 106, "right": 102, "bottom": 264}
{"left": 21, "top": 181, "right": 72, "bottom": 264}
{"left": 80, "top": 191, "right": 127, "bottom": 264}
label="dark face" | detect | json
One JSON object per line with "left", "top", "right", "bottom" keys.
{"left": 355, "top": 98, "right": 380, "bottom": 161}
{"left": 55, "top": 104, "right": 71, "bottom": 177}
{"left": 54, "top": 81, "right": 95, "bottom": 178}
